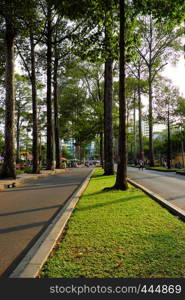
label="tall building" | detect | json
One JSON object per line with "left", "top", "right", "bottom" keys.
{"left": 86, "top": 141, "right": 96, "bottom": 160}
{"left": 142, "top": 120, "right": 149, "bottom": 137}
{"left": 61, "top": 139, "right": 97, "bottom": 160}
{"left": 142, "top": 121, "right": 166, "bottom": 137}
{"left": 61, "top": 138, "right": 75, "bottom": 156}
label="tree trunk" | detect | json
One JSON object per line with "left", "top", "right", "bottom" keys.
{"left": 1, "top": 20, "right": 16, "bottom": 179}
{"left": 100, "top": 129, "right": 104, "bottom": 168}
{"left": 148, "top": 18, "right": 154, "bottom": 167}
{"left": 167, "top": 104, "right": 172, "bottom": 169}
{"left": 114, "top": 0, "right": 128, "bottom": 190}
{"left": 30, "top": 31, "right": 39, "bottom": 173}
{"left": 75, "top": 143, "right": 80, "bottom": 160}
{"left": 133, "top": 92, "right": 137, "bottom": 161}
{"left": 137, "top": 67, "right": 144, "bottom": 161}
{"left": 16, "top": 105, "right": 20, "bottom": 162}
{"left": 104, "top": 58, "right": 114, "bottom": 175}
{"left": 181, "top": 127, "right": 184, "bottom": 168}
{"left": 53, "top": 51, "right": 61, "bottom": 169}
{"left": 148, "top": 67, "right": 154, "bottom": 167}
{"left": 53, "top": 49, "right": 61, "bottom": 168}
{"left": 46, "top": 4, "right": 54, "bottom": 170}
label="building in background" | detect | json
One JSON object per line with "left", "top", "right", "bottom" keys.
{"left": 86, "top": 141, "right": 96, "bottom": 160}
{"left": 61, "top": 138, "right": 76, "bottom": 157}
{"left": 142, "top": 120, "right": 149, "bottom": 137}
{"left": 61, "top": 139, "right": 97, "bottom": 161}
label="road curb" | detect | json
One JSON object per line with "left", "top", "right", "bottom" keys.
{"left": 9, "top": 168, "right": 94, "bottom": 278}
{"left": 127, "top": 178, "right": 185, "bottom": 221}
{"left": 176, "top": 171, "right": 185, "bottom": 176}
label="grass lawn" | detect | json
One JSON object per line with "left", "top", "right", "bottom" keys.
{"left": 40, "top": 168, "right": 185, "bottom": 278}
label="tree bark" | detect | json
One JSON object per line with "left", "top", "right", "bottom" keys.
{"left": 30, "top": 31, "right": 40, "bottom": 173}
{"left": 100, "top": 129, "right": 104, "bottom": 168}
{"left": 148, "top": 18, "right": 154, "bottom": 167}
{"left": 75, "top": 143, "right": 80, "bottom": 160}
{"left": 181, "top": 127, "right": 184, "bottom": 168}
{"left": 133, "top": 92, "right": 137, "bottom": 161}
{"left": 114, "top": 0, "right": 128, "bottom": 190}
{"left": 16, "top": 104, "right": 20, "bottom": 162}
{"left": 53, "top": 49, "right": 60, "bottom": 168}
{"left": 104, "top": 58, "right": 114, "bottom": 175}
{"left": 137, "top": 67, "right": 144, "bottom": 161}
{"left": 167, "top": 103, "right": 172, "bottom": 169}
{"left": 46, "top": 3, "right": 54, "bottom": 170}
{"left": 1, "top": 19, "right": 16, "bottom": 178}
{"left": 148, "top": 67, "right": 154, "bottom": 167}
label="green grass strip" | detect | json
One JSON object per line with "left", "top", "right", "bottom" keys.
{"left": 41, "top": 168, "right": 185, "bottom": 278}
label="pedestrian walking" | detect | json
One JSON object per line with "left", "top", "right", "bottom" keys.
{"left": 139, "top": 160, "right": 144, "bottom": 171}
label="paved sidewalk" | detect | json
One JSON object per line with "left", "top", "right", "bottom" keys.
{"left": 0, "top": 166, "right": 92, "bottom": 276}
{"left": 0, "top": 168, "right": 66, "bottom": 191}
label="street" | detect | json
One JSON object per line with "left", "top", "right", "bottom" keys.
{"left": 0, "top": 167, "right": 91, "bottom": 276}
{"left": 128, "top": 167, "right": 185, "bottom": 211}
{"left": 1, "top": 165, "right": 185, "bottom": 277}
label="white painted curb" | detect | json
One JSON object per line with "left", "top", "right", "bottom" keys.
{"left": 9, "top": 169, "right": 94, "bottom": 278}
{"left": 128, "top": 177, "right": 185, "bottom": 221}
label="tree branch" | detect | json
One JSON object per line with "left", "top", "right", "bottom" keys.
{"left": 151, "top": 62, "right": 168, "bottom": 82}
{"left": 135, "top": 46, "right": 149, "bottom": 66}
{"left": 126, "top": 63, "right": 138, "bottom": 79}
{"left": 52, "top": 18, "right": 87, "bottom": 45}
{"left": 15, "top": 44, "right": 32, "bottom": 80}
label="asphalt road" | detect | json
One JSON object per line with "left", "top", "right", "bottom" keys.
{"left": 0, "top": 167, "right": 92, "bottom": 277}
{"left": 127, "top": 167, "right": 185, "bottom": 211}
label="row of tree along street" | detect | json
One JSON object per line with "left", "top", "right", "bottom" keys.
{"left": 0, "top": 0, "right": 185, "bottom": 190}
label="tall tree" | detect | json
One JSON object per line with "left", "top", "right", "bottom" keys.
{"left": 52, "top": 0, "right": 116, "bottom": 174}
{"left": 0, "top": 2, "right": 16, "bottom": 178}
{"left": 0, "top": 0, "right": 34, "bottom": 178}
{"left": 155, "top": 78, "right": 180, "bottom": 169}
{"left": 46, "top": 0, "right": 55, "bottom": 170}
{"left": 80, "top": 62, "right": 104, "bottom": 166}
{"left": 52, "top": 17, "right": 77, "bottom": 168}
{"left": 16, "top": 9, "right": 42, "bottom": 174}
{"left": 15, "top": 74, "right": 32, "bottom": 162}
{"left": 125, "top": 77, "right": 140, "bottom": 162}
{"left": 103, "top": 3, "right": 115, "bottom": 175}
{"left": 30, "top": 27, "right": 39, "bottom": 173}
{"left": 134, "top": 15, "right": 183, "bottom": 166}
{"left": 127, "top": 56, "right": 147, "bottom": 161}
{"left": 53, "top": 45, "right": 60, "bottom": 168}
{"left": 113, "top": 0, "right": 128, "bottom": 190}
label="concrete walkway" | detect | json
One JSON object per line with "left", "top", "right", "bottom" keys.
{"left": 0, "top": 166, "right": 92, "bottom": 277}
{"left": 0, "top": 168, "right": 66, "bottom": 191}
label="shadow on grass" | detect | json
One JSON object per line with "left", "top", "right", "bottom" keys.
{"left": 75, "top": 194, "right": 141, "bottom": 212}
{"left": 83, "top": 186, "right": 139, "bottom": 198}
{"left": 91, "top": 174, "right": 105, "bottom": 179}
{"left": 83, "top": 190, "right": 107, "bottom": 197}
{"left": 83, "top": 187, "right": 126, "bottom": 198}
{"left": 91, "top": 175, "right": 115, "bottom": 181}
